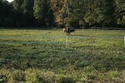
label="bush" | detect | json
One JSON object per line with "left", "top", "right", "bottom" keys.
{"left": 0, "top": 74, "right": 8, "bottom": 83}
{"left": 66, "top": 18, "right": 79, "bottom": 28}
{"left": 57, "top": 75, "right": 76, "bottom": 83}
{"left": 12, "top": 70, "right": 25, "bottom": 82}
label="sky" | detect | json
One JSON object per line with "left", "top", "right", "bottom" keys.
{"left": 7, "top": 0, "right": 14, "bottom": 2}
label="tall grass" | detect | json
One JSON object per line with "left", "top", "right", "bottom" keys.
{"left": 0, "top": 29, "right": 125, "bottom": 82}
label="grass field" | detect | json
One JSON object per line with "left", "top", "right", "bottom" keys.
{"left": 0, "top": 29, "right": 125, "bottom": 83}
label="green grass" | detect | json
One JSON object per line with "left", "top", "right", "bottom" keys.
{"left": 0, "top": 29, "right": 125, "bottom": 83}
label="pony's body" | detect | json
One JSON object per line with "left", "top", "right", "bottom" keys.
{"left": 63, "top": 27, "right": 75, "bottom": 35}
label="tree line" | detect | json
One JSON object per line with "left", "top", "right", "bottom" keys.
{"left": 0, "top": 0, "right": 125, "bottom": 29}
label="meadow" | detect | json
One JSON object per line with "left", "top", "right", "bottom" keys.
{"left": 0, "top": 29, "right": 125, "bottom": 83}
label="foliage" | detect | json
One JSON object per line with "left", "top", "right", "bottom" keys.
{"left": 33, "top": 0, "right": 53, "bottom": 26}
{"left": 115, "top": 0, "right": 125, "bottom": 26}
{"left": 1, "top": 0, "right": 125, "bottom": 28}
{"left": 66, "top": 17, "right": 79, "bottom": 27}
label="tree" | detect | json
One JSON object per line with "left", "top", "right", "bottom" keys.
{"left": 0, "top": 0, "right": 13, "bottom": 26}
{"left": 50, "top": 0, "right": 65, "bottom": 27}
{"left": 96, "top": 0, "right": 115, "bottom": 27}
{"left": 84, "top": 0, "right": 98, "bottom": 27}
{"left": 13, "top": 0, "right": 24, "bottom": 12}
{"left": 12, "top": 0, "right": 25, "bottom": 26}
{"left": 0, "top": 0, "right": 124, "bottom": 28}
{"left": 64, "top": 0, "right": 80, "bottom": 28}
{"left": 115, "top": 0, "right": 125, "bottom": 26}
{"left": 50, "top": 0, "right": 81, "bottom": 28}
{"left": 21, "top": 0, "right": 35, "bottom": 26}
{"left": 34, "top": 0, "right": 54, "bottom": 27}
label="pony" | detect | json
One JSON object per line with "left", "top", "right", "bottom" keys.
{"left": 63, "top": 27, "right": 75, "bottom": 35}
